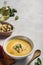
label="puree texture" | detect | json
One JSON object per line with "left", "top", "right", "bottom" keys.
{"left": 6, "top": 39, "right": 32, "bottom": 56}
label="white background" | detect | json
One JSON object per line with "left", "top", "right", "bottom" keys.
{"left": 0, "top": 0, "right": 43, "bottom": 65}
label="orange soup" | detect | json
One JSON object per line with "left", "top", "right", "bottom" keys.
{"left": 6, "top": 39, "right": 32, "bottom": 56}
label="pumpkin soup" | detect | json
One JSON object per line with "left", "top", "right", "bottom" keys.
{"left": 6, "top": 39, "right": 32, "bottom": 56}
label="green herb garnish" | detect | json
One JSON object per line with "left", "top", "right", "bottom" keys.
{"left": 16, "top": 45, "right": 20, "bottom": 48}
{"left": 19, "top": 44, "right": 22, "bottom": 48}
{"left": 35, "top": 62, "right": 39, "bottom": 65}
{"left": 16, "top": 44, "right": 22, "bottom": 48}
{"left": 35, "top": 58, "right": 42, "bottom": 65}
{"left": 37, "top": 58, "right": 42, "bottom": 65}
{"left": 10, "top": 12, "right": 15, "bottom": 17}
{"left": 15, "top": 16, "right": 19, "bottom": 20}
{"left": 9, "top": 8, "right": 17, "bottom": 17}
{"left": 12, "top": 9, "right": 17, "bottom": 13}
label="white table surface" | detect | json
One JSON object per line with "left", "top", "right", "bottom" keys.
{"left": 0, "top": 0, "right": 43, "bottom": 65}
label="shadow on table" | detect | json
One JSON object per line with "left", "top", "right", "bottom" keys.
{"left": 14, "top": 57, "right": 31, "bottom": 65}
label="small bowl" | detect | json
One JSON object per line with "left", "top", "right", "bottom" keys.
{"left": 0, "top": 22, "right": 14, "bottom": 39}
{"left": 3, "top": 36, "right": 34, "bottom": 60}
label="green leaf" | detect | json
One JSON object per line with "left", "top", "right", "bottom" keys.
{"left": 12, "top": 9, "right": 17, "bottom": 13}
{"left": 37, "top": 58, "right": 42, "bottom": 65}
{"left": 19, "top": 44, "right": 22, "bottom": 48}
{"left": 35, "top": 62, "right": 40, "bottom": 65}
{"left": 9, "top": 8, "right": 15, "bottom": 17}
{"left": 10, "top": 13, "right": 15, "bottom": 17}
{"left": 34, "top": 58, "right": 42, "bottom": 65}
{"left": 15, "top": 16, "right": 19, "bottom": 20}
{"left": 35, "top": 62, "right": 38, "bottom": 65}
{"left": 16, "top": 45, "right": 19, "bottom": 48}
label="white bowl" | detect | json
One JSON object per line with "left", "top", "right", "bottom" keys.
{"left": 3, "top": 36, "right": 34, "bottom": 60}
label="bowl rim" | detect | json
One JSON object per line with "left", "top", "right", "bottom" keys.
{"left": 3, "top": 35, "right": 34, "bottom": 58}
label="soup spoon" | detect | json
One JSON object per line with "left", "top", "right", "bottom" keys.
{"left": 27, "top": 50, "right": 41, "bottom": 65}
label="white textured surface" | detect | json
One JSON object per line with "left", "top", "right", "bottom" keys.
{"left": 0, "top": 0, "right": 43, "bottom": 65}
